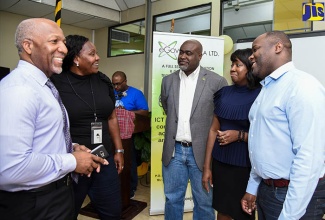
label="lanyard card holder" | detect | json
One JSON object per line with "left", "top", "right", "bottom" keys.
{"left": 91, "top": 122, "right": 102, "bottom": 144}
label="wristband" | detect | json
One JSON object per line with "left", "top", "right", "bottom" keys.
{"left": 115, "top": 149, "right": 124, "bottom": 154}
{"left": 237, "top": 130, "right": 241, "bottom": 142}
{"left": 237, "top": 130, "right": 245, "bottom": 142}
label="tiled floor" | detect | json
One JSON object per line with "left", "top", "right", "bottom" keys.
{"left": 78, "top": 175, "right": 324, "bottom": 220}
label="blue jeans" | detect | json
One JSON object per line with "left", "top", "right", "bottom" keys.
{"left": 162, "top": 143, "right": 215, "bottom": 220}
{"left": 257, "top": 178, "right": 325, "bottom": 220}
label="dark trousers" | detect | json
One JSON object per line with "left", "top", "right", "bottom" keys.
{"left": 73, "top": 155, "right": 122, "bottom": 220}
{"left": 257, "top": 177, "right": 325, "bottom": 220}
{"left": 0, "top": 183, "right": 74, "bottom": 220}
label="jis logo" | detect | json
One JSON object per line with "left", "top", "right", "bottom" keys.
{"left": 302, "top": 3, "right": 324, "bottom": 21}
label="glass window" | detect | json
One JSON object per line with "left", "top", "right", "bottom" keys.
{"left": 153, "top": 4, "right": 211, "bottom": 36}
{"left": 221, "top": 0, "right": 273, "bottom": 43}
{"left": 108, "top": 19, "right": 145, "bottom": 57}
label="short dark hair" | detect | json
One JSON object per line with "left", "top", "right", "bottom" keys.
{"left": 230, "top": 48, "right": 261, "bottom": 89}
{"left": 266, "top": 31, "right": 292, "bottom": 48}
{"left": 265, "top": 31, "right": 292, "bottom": 56}
{"left": 112, "top": 71, "right": 127, "bottom": 81}
{"left": 62, "top": 35, "right": 89, "bottom": 71}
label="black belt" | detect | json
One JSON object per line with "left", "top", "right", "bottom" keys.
{"left": 28, "top": 174, "right": 72, "bottom": 193}
{"left": 176, "top": 141, "right": 192, "bottom": 147}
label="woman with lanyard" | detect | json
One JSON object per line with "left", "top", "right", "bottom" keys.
{"left": 51, "top": 35, "right": 124, "bottom": 220}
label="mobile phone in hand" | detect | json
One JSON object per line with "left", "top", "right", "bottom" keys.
{"left": 91, "top": 144, "right": 109, "bottom": 158}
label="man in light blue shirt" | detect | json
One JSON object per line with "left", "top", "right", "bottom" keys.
{"left": 241, "top": 31, "right": 325, "bottom": 219}
{"left": 0, "top": 18, "right": 108, "bottom": 220}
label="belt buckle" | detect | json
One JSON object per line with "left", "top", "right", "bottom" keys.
{"left": 181, "top": 141, "right": 189, "bottom": 147}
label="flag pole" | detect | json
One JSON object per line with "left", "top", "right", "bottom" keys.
{"left": 55, "top": 0, "right": 62, "bottom": 27}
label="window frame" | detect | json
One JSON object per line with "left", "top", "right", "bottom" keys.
{"left": 108, "top": 18, "right": 145, "bottom": 57}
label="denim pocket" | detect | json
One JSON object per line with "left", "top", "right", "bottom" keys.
{"left": 274, "top": 187, "right": 287, "bottom": 203}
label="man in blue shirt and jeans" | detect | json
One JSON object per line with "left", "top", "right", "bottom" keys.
{"left": 112, "top": 71, "right": 149, "bottom": 198}
{"left": 241, "top": 31, "right": 325, "bottom": 219}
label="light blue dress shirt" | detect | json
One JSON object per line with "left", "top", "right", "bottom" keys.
{"left": 0, "top": 60, "right": 76, "bottom": 192}
{"left": 247, "top": 62, "right": 325, "bottom": 219}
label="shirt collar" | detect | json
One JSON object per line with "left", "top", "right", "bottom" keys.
{"left": 179, "top": 65, "right": 200, "bottom": 79}
{"left": 19, "top": 60, "right": 50, "bottom": 87}
{"left": 261, "top": 61, "right": 295, "bottom": 86}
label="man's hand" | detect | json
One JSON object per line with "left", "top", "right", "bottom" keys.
{"left": 202, "top": 167, "right": 213, "bottom": 193}
{"left": 241, "top": 193, "right": 257, "bottom": 215}
{"left": 73, "top": 144, "right": 90, "bottom": 152}
{"left": 114, "top": 152, "right": 124, "bottom": 174}
{"left": 72, "top": 151, "right": 108, "bottom": 176}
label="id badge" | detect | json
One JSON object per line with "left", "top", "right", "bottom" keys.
{"left": 91, "top": 122, "right": 102, "bottom": 144}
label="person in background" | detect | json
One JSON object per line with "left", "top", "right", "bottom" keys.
{"left": 112, "top": 71, "right": 149, "bottom": 116}
{"left": 160, "top": 39, "right": 228, "bottom": 220}
{"left": 112, "top": 71, "right": 149, "bottom": 198}
{"left": 51, "top": 35, "right": 124, "bottom": 220}
{"left": 241, "top": 31, "right": 325, "bottom": 219}
{"left": 202, "top": 48, "right": 261, "bottom": 220}
{"left": 0, "top": 18, "right": 107, "bottom": 220}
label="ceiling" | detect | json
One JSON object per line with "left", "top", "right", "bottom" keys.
{"left": 0, "top": 0, "right": 275, "bottom": 41}
{"left": 0, "top": 0, "right": 274, "bottom": 31}
{"left": 0, "top": 0, "right": 149, "bottom": 29}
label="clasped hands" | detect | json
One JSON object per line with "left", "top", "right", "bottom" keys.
{"left": 217, "top": 130, "right": 237, "bottom": 146}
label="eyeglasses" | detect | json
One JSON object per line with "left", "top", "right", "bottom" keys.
{"left": 112, "top": 80, "right": 126, "bottom": 87}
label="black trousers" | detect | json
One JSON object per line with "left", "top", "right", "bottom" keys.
{"left": 73, "top": 156, "right": 121, "bottom": 220}
{"left": 0, "top": 184, "right": 74, "bottom": 220}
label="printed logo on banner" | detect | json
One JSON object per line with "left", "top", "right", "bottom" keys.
{"left": 302, "top": 2, "right": 324, "bottom": 21}
{"left": 158, "top": 41, "right": 179, "bottom": 60}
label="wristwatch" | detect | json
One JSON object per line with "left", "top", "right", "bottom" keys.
{"left": 115, "top": 149, "right": 124, "bottom": 154}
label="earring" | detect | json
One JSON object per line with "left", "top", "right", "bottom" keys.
{"left": 75, "top": 62, "right": 79, "bottom": 67}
